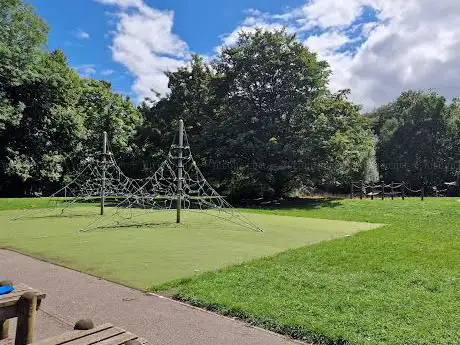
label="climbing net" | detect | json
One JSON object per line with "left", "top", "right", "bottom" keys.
{"left": 12, "top": 147, "right": 145, "bottom": 220}
{"left": 83, "top": 128, "right": 262, "bottom": 232}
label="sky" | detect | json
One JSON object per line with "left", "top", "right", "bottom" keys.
{"left": 28, "top": 0, "right": 460, "bottom": 110}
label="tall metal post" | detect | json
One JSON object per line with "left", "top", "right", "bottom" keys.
{"left": 176, "top": 120, "right": 184, "bottom": 223}
{"left": 100, "top": 131, "right": 107, "bottom": 216}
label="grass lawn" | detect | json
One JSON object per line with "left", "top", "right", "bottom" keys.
{"left": 0, "top": 197, "right": 72, "bottom": 210}
{"left": 0, "top": 200, "right": 378, "bottom": 288}
{"left": 156, "top": 198, "right": 460, "bottom": 345}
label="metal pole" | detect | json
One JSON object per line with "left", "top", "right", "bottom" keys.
{"left": 350, "top": 182, "right": 354, "bottom": 199}
{"left": 391, "top": 181, "right": 394, "bottom": 200}
{"left": 402, "top": 181, "right": 405, "bottom": 200}
{"left": 360, "top": 180, "right": 364, "bottom": 200}
{"left": 371, "top": 182, "right": 374, "bottom": 200}
{"left": 381, "top": 181, "right": 384, "bottom": 200}
{"left": 100, "top": 131, "right": 107, "bottom": 216}
{"left": 176, "top": 120, "right": 184, "bottom": 223}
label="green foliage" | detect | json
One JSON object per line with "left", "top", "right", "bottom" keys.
{"left": 0, "top": 0, "right": 48, "bottom": 130}
{"left": 0, "top": 0, "right": 142, "bottom": 195}
{"left": 139, "top": 30, "right": 375, "bottom": 198}
{"left": 370, "top": 90, "right": 460, "bottom": 186}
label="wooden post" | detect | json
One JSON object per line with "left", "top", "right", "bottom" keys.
{"left": 176, "top": 120, "right": 184, "bottom": 224}
{"left": 381, "top": 181, "right": 384, "bottom": 200}
{"left": 100, "top": 131, "right": 107, "bottom": 216}
{"left": 402, "top": 181, "right": 406, "bottom": 200}
{"left": 0, "top": 320, "right": 9, "bottom": 340}
{"left": 371, "top": 182, "right": 374, "bottom": 200}
{"left": 421, "top": 185, "right": 424, "bottom": 201}
{"left": 350, "top": 182, "right": 354, "bottom": 199}
{"left": 391, "top": 181, "right": 394, "bottom": 200}
{"left": 0, "top": 280, "right": 12, "bottom": 340}
{"left": 15, "top": 292, "right": 37, "bottom": 345}
{"left": 360, "top": 180, "right": 364, "bottom": 200}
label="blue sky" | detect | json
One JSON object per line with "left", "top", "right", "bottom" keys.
{"left": 26, "top": 0, "right": 460, "bottom": 109}
{"left": 27, "top": 0, "right": 305, "bottom": 98}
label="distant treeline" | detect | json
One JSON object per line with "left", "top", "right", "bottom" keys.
{"left": 1, "top": 0, "right": 459, "bottom": 199}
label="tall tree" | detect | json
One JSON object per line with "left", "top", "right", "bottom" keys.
{"left": 0, "top": 0, "right": 48, "bottom": 130}
{"left": 370, "top": 90, "right": 454, "bottom": 186}
{"left": 139, "top": 30, "right": 375, "bottom": 198}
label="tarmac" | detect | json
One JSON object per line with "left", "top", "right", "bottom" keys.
{"left": 0, "top": 249, "right": 301, "bottom": 345}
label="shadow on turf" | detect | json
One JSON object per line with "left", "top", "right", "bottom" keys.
{"left": 79, "top": 221, "right": 175, "bottom": 232}
{"left": 12, "top": 212, "right": 95, "bottom": 221}
{"left": 242, "top": 197, "right": 344, "bottom": 210}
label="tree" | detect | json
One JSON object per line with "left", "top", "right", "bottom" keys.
{"left": 0, "top": 0, "right": 143, "bottom": 195}
{"left": 1, "top": 50, "right": 85, "bottom": 194}
{"left": 369, "top": 90, "right": 454, "bottom": 186}
{"left": 136, "top": 55, "right": 217, "bottom": 176}
{"left": 0, "top": 0, "right": 48, "bottom": 131}
{"left": 139, "top": 30, "right": 375, "bottom": 199}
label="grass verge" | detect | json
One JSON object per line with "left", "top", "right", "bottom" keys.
{"left": 154, "top": 198, "right": 460, "bottom": 345}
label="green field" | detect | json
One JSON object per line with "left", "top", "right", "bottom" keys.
{"left": 158, "top": 198, "right": 460, "bottom": 345}
{"left": 0, "top": 199, "right": 378, "bottom": 287}
{"left": 1, "top": 198, "right": 458, "bottom": 345}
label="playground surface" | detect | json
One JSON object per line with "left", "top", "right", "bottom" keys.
{"left": 0, "top": 205, "right": 379, "bottom": 288}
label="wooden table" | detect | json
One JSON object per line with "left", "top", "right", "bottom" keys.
{"left": 32, "top": 323, "right": 146, "bottom": 345}
{"left": 0, "top": 284, "right": 46, "bottom": 345}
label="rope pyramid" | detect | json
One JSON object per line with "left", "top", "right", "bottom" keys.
{"left": 13, "top": 123, "right": 261, "bottom": 231}
{"left": 12, "top": 150, "right": 145, "bottom": 220}
{"left": 83, "top": 126, "right": 262, "bottom": 232}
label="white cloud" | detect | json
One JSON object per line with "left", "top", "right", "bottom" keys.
{"left": 75, "top": 29, "right": 90, "bottom": 40}
{"left": 304, "top": 31, "right": 351, "bottom": 58}
{"left": 218, "top": 11, "right": 295, "bottom": 50}
{"left": 220, "top": 0, "right": 460, "bottom": 110}
{"left": 75, "top": 64, "right": 97, "bottom": 76}
{"left": 95, "top": 0, "right": 188, "bottom": 102}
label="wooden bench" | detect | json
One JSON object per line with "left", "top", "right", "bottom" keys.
{"left": 32, "top": 322, "right": 146, "bottom": 345}
{"left": 0, "top": 282, "right": 46, "bottom": 345}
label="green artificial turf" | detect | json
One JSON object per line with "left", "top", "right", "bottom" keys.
{"left": 0, "top": 201, "right": 378, "bottom": 288}
{"left": 157, "top": 198, "right": 460, "bottom": 345}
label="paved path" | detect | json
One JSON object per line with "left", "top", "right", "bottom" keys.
{"left": 0, "top": 250, "right": 299, "bottom": 345}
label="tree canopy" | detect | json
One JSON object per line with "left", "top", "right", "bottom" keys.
{"left": 139, "top": 30, "right": 376, "bottom": 198}
{"left": 369, "top": 90, "right": 460, "bottom": 187}
{"left": 4, "top": 0, "right": 455, "bottom": 199}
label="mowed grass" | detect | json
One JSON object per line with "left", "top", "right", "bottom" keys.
{"left": 157, "top": 198, "right": 460, "bottom": 345}
{"left": 0, "top": 197, "right": 73, "bottom": 210}
{"left": 0, "top": 200, "right": 378, "bottom": 288}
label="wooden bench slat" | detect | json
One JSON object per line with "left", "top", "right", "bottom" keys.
{"left": 32, "top": 324, "right": 114, "bottom": 345}
{"left": 89, "top": 333, "right": 137, "bottom": 345}
{"left": 0, "top": 284, "right": 46, "bottom": 307}
{"left": 64, "top": 328, "right": 125, "bottom": 345}
{"left": 0, "top": 288, "right": 33, "bottom": 301}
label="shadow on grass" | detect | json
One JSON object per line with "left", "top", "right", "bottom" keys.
{"left": 241, "top": 197, "right": 345, "bottom": 210}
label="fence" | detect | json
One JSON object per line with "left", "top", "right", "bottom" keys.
{"left": 350, "top": 181, "right": 457, "bottom": 200}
